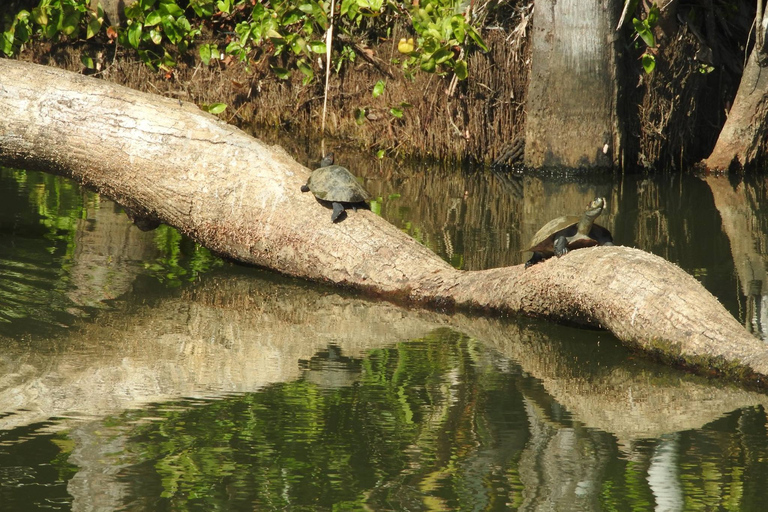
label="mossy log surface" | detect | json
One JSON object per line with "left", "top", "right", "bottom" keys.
{"left": 1, "top": 59, "right": 765, "bottom": 383}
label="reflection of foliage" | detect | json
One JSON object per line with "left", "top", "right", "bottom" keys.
{"left": 144, "top": 225, "right": 223, "bottom": 287}
{"left": 0, "top": 168, "right": 94, "bottom": 332}
{"left": 121, "top": 331, "right": 527, "bottom": 509}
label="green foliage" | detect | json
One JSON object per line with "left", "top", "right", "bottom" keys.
{"left": 403, "top": 0, "right": 485, "bottom": 79}
{"left": 623, "top": 1, "right": 659, "bottom": 74}
{"left": 2, "top": 0, "right": 488, "bottom": 84}
{"left": 1, "top": 0, "right": 102, "bottom": 57}
{"left": 121, "top": 0, "right": 200, "bottom": 69}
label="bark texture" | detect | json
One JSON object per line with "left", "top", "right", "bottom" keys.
{"left": 705, "top": 48, "right": 768, "bottom": 170}
{"left": 524, "top": 0, "right": 622, "bottom": 168}
{"left": 0, "top": 59, "right": 765, "bottom": 381}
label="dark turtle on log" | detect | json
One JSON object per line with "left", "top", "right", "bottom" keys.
{"left": 301, "top": 153, "right": 371, "bottom": 222}
{"left": 524, "top": 197, "right": 613, "bottom": 268}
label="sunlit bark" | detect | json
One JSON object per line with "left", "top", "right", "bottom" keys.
{"left": 0, "top": 59, "right": 765, "bottom": 382}
{"left": 524, "top": 0, "right": 624, "bottom": 168}
{"left": 704, "top": 7, "right": 768, "bottom": 170}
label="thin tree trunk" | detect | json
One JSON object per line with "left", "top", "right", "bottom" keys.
{"left": 705, "top": 8, "right": 768, "bottom": 170}
{"left": 0, "top": 59, "right": 765, "bottom": 382}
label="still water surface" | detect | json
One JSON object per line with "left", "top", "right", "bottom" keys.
{"left": 1, "top": 158, "right": 768, "bottom": 511}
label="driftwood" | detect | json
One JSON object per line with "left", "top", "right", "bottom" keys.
{"left": 0, "top": 59, "right": 766, "bottom": 383}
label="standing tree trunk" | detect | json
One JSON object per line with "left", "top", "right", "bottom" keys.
{"left": 1, "top": 59, "right": 766, "bottom": 383}
{"left": 525, "top": 0, "right": 624, "bottom": 168}
{"left": 705, "top": 4, "right": 768, "bottom": 170}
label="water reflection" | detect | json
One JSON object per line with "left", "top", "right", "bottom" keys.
{"left": 2, "top": 270, "right": 768, "bottom": 510}
{"left": 2, "top": 164, "right": 768, "bottom": 509}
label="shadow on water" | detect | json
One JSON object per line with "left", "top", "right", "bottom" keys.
{"left": 2, "top": 161, "right": 768, "bottom": 510}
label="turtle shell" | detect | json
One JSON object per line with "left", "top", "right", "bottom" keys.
{"left": 524, "top": 197, "right": 609, "bottom": 256}
{"left": 305, "top": 165, "right": 370, "bottom": 204}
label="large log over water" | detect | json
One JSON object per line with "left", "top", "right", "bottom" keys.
{"left": 0, "top": 59, "right": 765, "bottom": 382}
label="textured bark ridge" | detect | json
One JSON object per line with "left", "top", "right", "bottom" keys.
{"left": 1, "top": 59, "right": 765, "bottom": 382}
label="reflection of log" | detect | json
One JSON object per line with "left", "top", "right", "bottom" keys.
{"left": 0, "top": 59, "right": 764, "bottom": 381}
{"left": 0, "top": 274, "right": 765, "bottom": 443}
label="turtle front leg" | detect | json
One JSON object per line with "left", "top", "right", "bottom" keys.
{"left": 525, "top": 252, "right": 544, "bottom": 268}
{"left": 331, "top": 202, "right": 345, "bottom": 222}
{"left": 554, "top": 235, "right": 569, "bottom": 257}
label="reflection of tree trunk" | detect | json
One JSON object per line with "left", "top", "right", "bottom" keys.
{"left": 68, "top": 201, "right": 160, "bottom": 307}
{"left": 525, "top": 0, "right": 622, "bottom": 168}
{"left": 706, "top": 176, "right": 768, "bottom": 338}
{"left": 518, "top": 398, "right": 611, "bottom": 510}
{"left": 0, "top": 59, "right": 764, "bottom": 380}
{"left": 647, "top": 435, "right": 684, "bottom": 511}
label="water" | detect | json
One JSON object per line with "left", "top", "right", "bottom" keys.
{"left": 1, "top": 162, "right": 768, "bottom": 511}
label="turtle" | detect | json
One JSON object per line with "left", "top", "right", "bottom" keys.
{"left": 301, "top": 153, "right": 371, "bottom": 222}
{"left": 524, "top": 197, "right": 614, "bottom": 268}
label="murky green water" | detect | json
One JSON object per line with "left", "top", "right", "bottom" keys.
{"left": 2, "top": 160, "right": 768, "bottom": 511}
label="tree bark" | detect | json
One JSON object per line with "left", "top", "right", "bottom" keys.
{"left": 524, "top": 0, "right": 623, "bottom": 168}
{"left": 704, "top": 10, "right": 768, "bottom": 170}
{"left": 0, "top": 59, "right": 765, "bottom": 382}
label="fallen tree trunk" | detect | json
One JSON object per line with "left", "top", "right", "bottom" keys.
{"left": 0, "top": 59, "right": 765, "bottom": 382}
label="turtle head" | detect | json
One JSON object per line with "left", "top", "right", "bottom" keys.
{"left": 585, "top": 197, "right": 605, "bottom": 219}
{"left": 319, "top": 152, "right": 335, "bottom": 167}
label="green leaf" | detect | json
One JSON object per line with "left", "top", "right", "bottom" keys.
{"left": 420, "top": 57, "right": 436, "bottom": 73}
{"left": 31, "top": 6, "right": 48, "bottom": 27}
{"left": 127, "top": 21, "right": 143, "bottom": 49}
{"left": 647, "top": 5, "right": 660, "bottom": 27}
{"left": 2, "top": 31, "right": 14, "bottom": 56}
{"left": 190, "top": 0, "right": 214, "bottom": 17}
{"left": 162, "top": 17, "right": 180, "bottom": 43}
{"left": 389, "top": 107, "right": 403, "bottom": 118}
{"left": 159, "top": 1, "right": 184, "bottom": 17}
{"left": 161, "top": 50, "right": 176, "bottom": 67}
{"left": 61, "top": 9, "right": 81, "bottom": 36}
{"left": 145, "top": 11, "right": 162, "bottom": 26}
{"left": 125, "top": 2, "right": 144, "bottom": 19}
{"left": 641, "top": 52, "right": 655, "bottom": 73}
{"left": 467, "top": 26, "right": 488, "bottom": 52}
{"left": 354, "top": 107, "right": 367, "bottom": 125}
{"left": 216, "top": 0, "right": 231, "bottom": 14}
{"left": 632, "top": 18, "right": 655, "bottom": 47}
{"left": 149, "top": 28, "right": 162, "bottom": 45}
{"left": 432, "top": 48, "right": 453, "bottom": 64}
{"left": 199, "top": 43, "right": 213, "bottom": 65}
{"left": 282, "top": 9, "right": 303, "bottom": 25}
{"left": 453, "top": 59, "right": 467, "bottom": 80}
{"left": 308, "top": 40, "right": 326, "bottom": 53}
{"left": 204, "top": 102, "right": 227, "bottom": 114}
{"left": 86, "top": 13, "right": 101, "bottom": 39}
{"left": 297, "top": 59, "right": 313, "bottom": 79}
{"left": 372, "top": 80, "right": 385, "bottom": 98}
{"left": 80, "top": 54, "right": 95, "bottom": 69}
{"left": 271, "top": 66, "right": 290, "bottom": 79}
{"left": 451, "top": 15, "right": 465, "bottom": 43}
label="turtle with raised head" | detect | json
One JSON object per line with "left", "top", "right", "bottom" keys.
{"left": 524, "top": 197, "right": 613, "bottom": 268}
{"left": 301, "top": 153, "right": 371, "bottom": 222}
